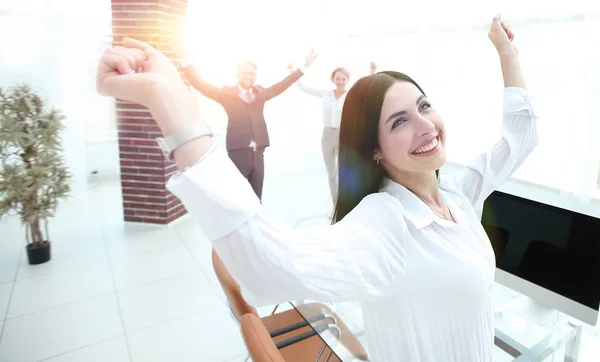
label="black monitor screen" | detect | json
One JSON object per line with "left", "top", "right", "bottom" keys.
{"left": 481, "top": 191, "right": 600, "bottom": 310}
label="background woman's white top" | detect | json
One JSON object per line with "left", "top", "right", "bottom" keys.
{"left": 296, "top": 80, "right": 346, "bottom": 128}
{"left": 167, "top": 87, "right": 538, "bottom": 362}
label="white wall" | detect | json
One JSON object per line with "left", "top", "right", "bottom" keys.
{"left": 440, "top": 163, "right": 600, "bottom": 219}
{"left": 1, "top": 1, "right": 597, "bottom": 210}
{"left": 85, "top": 139, "right": 120, "bottom": 181}
{"left": 0, "top": 2, "right": 114, "bottom": 200}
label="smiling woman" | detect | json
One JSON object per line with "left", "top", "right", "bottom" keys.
{"left": 95, "top": 14, "right": 538, "bottom": 362}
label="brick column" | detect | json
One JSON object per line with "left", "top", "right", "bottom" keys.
{"left": 112, "top": 0, "right": 187, "bottom": 224}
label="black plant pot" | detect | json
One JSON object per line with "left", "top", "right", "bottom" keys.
{"left": 26, "top": 241, "right": 51, "bottom": 265}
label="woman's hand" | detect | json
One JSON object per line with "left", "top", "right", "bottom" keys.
{"left": 304, "top": 49, "right": 318, "bottom": 68}
{"left": 370, "top": 61, "right": 377, "bottom": 75}
{"left": 488, "top": 14, "right": 518, "bottom": 57}
{"left": 97, "top": 38, "right": 198, "bottom": 136}
{"left": 488, "top": 15, "right": 526, "bottom": 89}
{"left": 287, "top": 63, "right": 295, "bottom": 73}
{"left": 96, "top": 37, "right": 188, "bottom": 108}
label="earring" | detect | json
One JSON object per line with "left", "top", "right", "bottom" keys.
{"left": 376, "top": 159, "right": 380, "bottom": 165}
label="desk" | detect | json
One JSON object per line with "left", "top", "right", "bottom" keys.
{"left": 289, "top": 292, "right": 593, "bottom": 362}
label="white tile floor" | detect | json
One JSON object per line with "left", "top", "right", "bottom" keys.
{"left": 0, "top": 155, "right": 598, "bottom": 361}
{"left": 0, "top": 157, "right": 333, "bottom": 362}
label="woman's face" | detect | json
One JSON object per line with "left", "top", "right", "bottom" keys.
{"left": 374, "top": 81, "right": 446, "bottom": 175}
{"left": 332, "top": 71, "right": 349, "bottom": 89}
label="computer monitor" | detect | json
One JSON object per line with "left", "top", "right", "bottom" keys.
{"left": 481, "top": 190, "right": 600, "bottom": 326}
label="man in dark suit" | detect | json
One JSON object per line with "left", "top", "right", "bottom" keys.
{"left": 174, "top": 49, "right": 317, "bottom": 200}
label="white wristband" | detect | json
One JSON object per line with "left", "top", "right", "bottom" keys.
{"left": 156, "top": 123, "right": 213, "bottom": 161}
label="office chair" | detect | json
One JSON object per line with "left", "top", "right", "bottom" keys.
{"left": 241, "top": 313, "right": 347, "bottom": 362}
{"left": 241, "top": 313, "right": 286, "bottom": 362}
{"left": 212, "top": 250, "right": 368, "bottom": 361}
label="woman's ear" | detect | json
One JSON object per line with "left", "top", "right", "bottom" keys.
{"left": 373, "top": 148, "right": 383, "bottom": 163}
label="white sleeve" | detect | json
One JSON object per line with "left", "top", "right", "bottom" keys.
{"left": 446, "top": 87, "right": 538, "bottom": 209}
{"left": 295, "top": 78, "right": 328, "bottom": 98}
{"left": 166, "top": 150, "right": 408, "bottom": 305}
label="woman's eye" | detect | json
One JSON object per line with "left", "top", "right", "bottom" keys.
{"left": 420, "top": 102, "right": 432, "bottom": 111}
{"left": 392, "top": 119, "right": 406, "bottom": 129}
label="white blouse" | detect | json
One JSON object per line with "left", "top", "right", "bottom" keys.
{"left": 296, "top": 80, "right": 346, "bottom": 128}
{"left": 167, "top": 87, "right": 538, "bottom": 362}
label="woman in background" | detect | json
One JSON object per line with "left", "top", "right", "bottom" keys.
{"left": 288, "top": 61, "right": 378, "bottom": 200}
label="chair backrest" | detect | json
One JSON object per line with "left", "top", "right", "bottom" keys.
{"left": 241, "top": 313, "right": 286, "bottom": 362}
{"left": 212, "top": 249, "right": 259, "bottom": 322}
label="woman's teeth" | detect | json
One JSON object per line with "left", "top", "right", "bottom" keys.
{"left": 412, "top": 137, "right": 438, "bottom": 154}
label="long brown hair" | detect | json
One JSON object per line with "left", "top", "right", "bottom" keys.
{"left": 332, "top": 71, "right": 434, "bottom": 223}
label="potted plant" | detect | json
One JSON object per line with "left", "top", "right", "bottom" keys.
{"left": 0, "top": 84, "right": 71, "bottom": 265}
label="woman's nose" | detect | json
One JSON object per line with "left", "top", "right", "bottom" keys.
{"left": 416, "top": 116, "right": 436, "bottom": 136}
